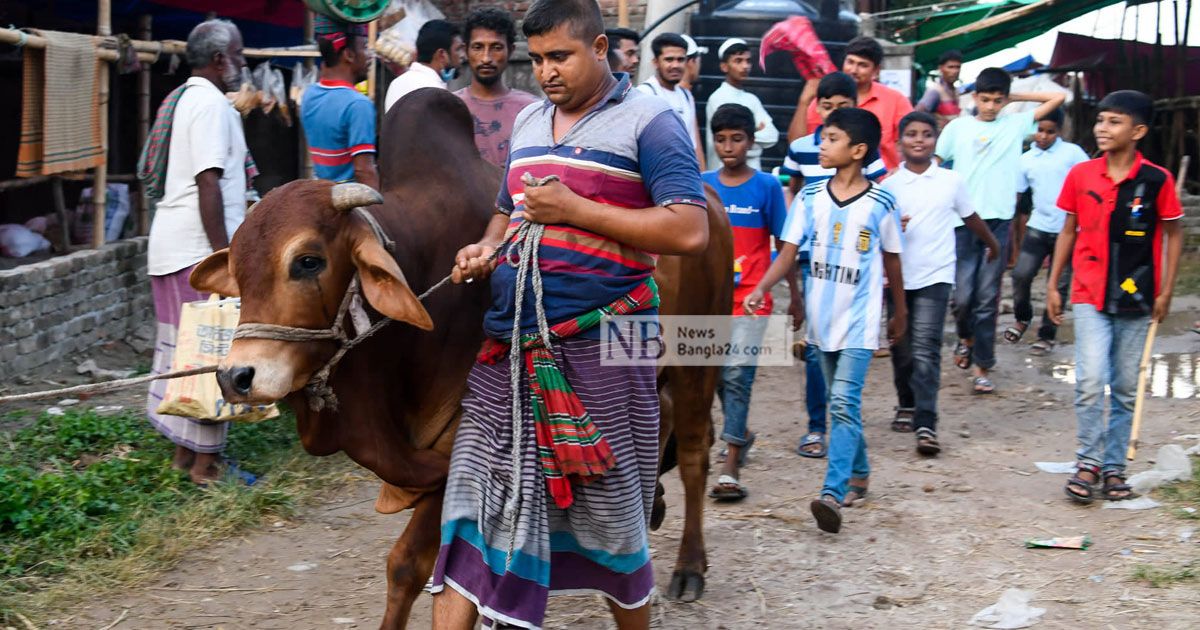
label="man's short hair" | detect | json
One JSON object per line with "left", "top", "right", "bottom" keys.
{"left": 606, "top": 27, "right": 639, "bottom": 47}
{"left": 898, "top": 110, "right": 938, "bottom": 136}
{"left": 651, "top": 33, "right": 688, "bottom": 58}
{"left": 185, "top": 19, "right": 238, "bottom": 69}
{"left": 844, "top": 36, "right": 883, "bottom": 67}
{"left": 710, "top": 103, "right": 756, "bottom": 136}
{"left": 1039, "top": 107, "right": 1065, "bottom": 128}
{"left": 464, "top": 7, "right": 517, "bottom": 48}
{"left": 606, "top": 46, "right": 623, "bottom": 72}
{"left": 937, "top": 49, "right": 963, "bottom": 66}
{"left": 817, "top": 72, "right": 857, "bottom": 102}
{"left": 975, "top": 67, "right": 1012, "bottom": 96}
{"left": 1098, "top": 90, "right": 1154, "bottom": 127}
{"left": 523, "top": 0, "right": 604, "bottom": 42}
{"left": 825, "top": 108, "right": 882, "bottom": 161}
{"left": 417, "top": 19, "right": 459, "bottom": 64}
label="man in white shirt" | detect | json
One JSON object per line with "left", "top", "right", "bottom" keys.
{"left": 145, "top": 19, "right": 249, "bottom": 484}
{"left": 637, "top": 32, "right": 705, "bottom": 169}
{"left": 384, "top": 19, "right": 466, "bottom": 112}
{"left": 705, "top": 38, "right": 778, "bottom": 170}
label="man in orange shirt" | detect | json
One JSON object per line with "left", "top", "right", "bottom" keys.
{"left": 793, "top": 37, "right": 912, "bottom": 170}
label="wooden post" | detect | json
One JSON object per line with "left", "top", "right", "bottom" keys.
{"left": 93, "top": 0, "right": 112, "bottom": 249}
{"left": 618, "top": 0, "right": 630, "bottom": 28}
{"left": 51, "top": 178, "right": 71, "bottom": 252}
{"left": 137, "top": 14, "right": 152, "bottom": 236}
{"left": 367, "top": 20, "right": 378, "bottom": 101}
{"left": 301, "top": 10, "right": 315, "bottom": 180}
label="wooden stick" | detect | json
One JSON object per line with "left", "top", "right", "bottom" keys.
{"left": 1126, "top": 320, "right": 1158, "bottom": 461}
{"left": 137, "top": 15, "right": 153, "bottom": 237}
{"left": 93, "top": 0, "right": 112, "bottom": 250}
{"left": 618, "top": 0, "right": 630, "bottom": 28}
{"left": 51, "top": 177, "right": 71, "bottom": 252}
{"left": 0, "top": 27, "right": 316, "bottom": 59}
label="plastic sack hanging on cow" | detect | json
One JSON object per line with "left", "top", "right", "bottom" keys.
{"left": 158, "top": 296, "right": 280, "bottom": 423}
{"left": 759, "top": 16, "right": 836, "bottom": 80}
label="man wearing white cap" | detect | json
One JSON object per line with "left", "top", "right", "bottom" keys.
{"left": 705, "top": 38, "right": 778, "bottom": 170}
{"left": 637, "top": 32, "right": 705, "bottom": 170}
{"left": 679, "top": 33, "right": 706, "bottom": 93}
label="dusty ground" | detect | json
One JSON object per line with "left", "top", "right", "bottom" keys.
{"left": 25, "top": 293, "right": 1200, "bottom": 629}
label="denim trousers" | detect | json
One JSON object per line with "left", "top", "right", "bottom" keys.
{"left": 718, "top": 315, "right": 769, "bottom": 446}
{"left": 1011, "top": 227, "right": 1072, "bottom": 342}
{"left": 817, "top": 348, "right": 873, "bottom": 502}
{"left": 953, "top": 219, "right": 1011, "bottom": 369}
{"left": 887, "top": 283, "right": 952, "bottom": 432}
{"left": 800, "top": 261, "right": 828, "bottom": 434}
{"left": 1072, "top": 304, "right": 1151, "bottom": 473}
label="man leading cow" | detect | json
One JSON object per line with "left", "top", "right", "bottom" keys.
{"left": 431, "top": 1, "right": 709, "bottom": 628}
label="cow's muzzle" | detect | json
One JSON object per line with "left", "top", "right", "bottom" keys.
{"left": 216, "top": 366, "right": 256, "bottom": 398}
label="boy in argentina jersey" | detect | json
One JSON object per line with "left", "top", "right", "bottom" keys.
{"left": 744, "top": 108, "right": 905, "bottom": 534}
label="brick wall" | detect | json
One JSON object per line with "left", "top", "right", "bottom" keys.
{"left": 1184, "top": 195, "right": 1200, "bottom": 253}
{"left": 0, "top": 238, "right": 152, "bottom": 380}
{"left": 435, "top": 0, "right": 648, "bottom": 30}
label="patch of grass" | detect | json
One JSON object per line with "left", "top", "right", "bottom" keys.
{"left": 0, "top": 407, "right": 358, "bottom": 623}
{"left": 1156, "top": 463, "right": 1200, "bottom": 520}
{"left": 1175, "top": 253, "right": 1200, "bottom": 296}
{"left": 1132, "top": 562, "right": 1199, "bottom": 588}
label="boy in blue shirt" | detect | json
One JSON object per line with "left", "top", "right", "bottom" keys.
{"left": 779, "top": 71, "right": 885, "bottom": 459}
{"left": 935, "top": 68, "right": 1064, "bottom": 393}
{"left": 301, "top": 15, "right": 379, "bottom": 189}
{"left": 1004, "top": 108, "right": 1089, "bottom": 355}
{"left": 745, "top": 108, "right": 906, "bottom": 533}
{"left": 703, "top": 104, "right": 791, "bottom": 501}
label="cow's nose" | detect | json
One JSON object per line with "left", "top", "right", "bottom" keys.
{"left": 219, "top": 366, "right": 255, "bottom": 396}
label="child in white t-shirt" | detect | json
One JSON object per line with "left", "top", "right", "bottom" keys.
{"left": 882, "top": 111, "right": 999, "bottom": 455}
{"left": 744, "top": 108, "right": 905, "bottom": 534}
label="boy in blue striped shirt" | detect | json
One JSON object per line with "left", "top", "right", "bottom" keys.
{"left": 746, "top": 108, "right": 906, "bottom": 534}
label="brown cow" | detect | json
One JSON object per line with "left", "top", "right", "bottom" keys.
{"left": 653, "top": 187, "right": 734, "bottom": 602}
{"left": 191, "top": 88, "right": 732, "bottom": 626}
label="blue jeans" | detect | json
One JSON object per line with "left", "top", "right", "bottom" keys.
{"left": 799, "top": 260, "right": 828, "bottom": 435}
{"left": 1012, "top": 227, "right": 1072, "bottom": 342}
{"left": 817, "top": 348, "right": 873, "bottom": 502}
{"left": 953, "top": 220, "right": 1011, "bottom": 370}
{"left": 887, "top": 283, "right": 952, "bottom": 432}
{"left": 1072, "top": 304, "right": 1151, "bottom": 473}
{"left": 718, "top": 316, "right": 769, "bottom": 446}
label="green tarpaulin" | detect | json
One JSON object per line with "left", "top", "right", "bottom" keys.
{"left": 879, "top": 0, "right": 1126, "bottom": 70}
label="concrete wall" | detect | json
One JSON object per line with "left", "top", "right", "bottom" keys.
{"left": 0, "top": 238, "right": 152, "bottom": 380}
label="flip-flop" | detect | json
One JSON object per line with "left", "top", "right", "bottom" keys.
{"left": 223, "top": 460, "right": 259, "bottom": 486}
{"left": 972, "top": 376, "right": 994, "bottom": 394}
{"left": 1029, "top": 339, "right": 1055, "bottom": 356}
{"left": 795, "top": 432, "right": 826, "bottom": 459}
{"left": 890, "top": 407, "right": 915, "bottom": 433}
{"left": 954, "top": 341, "right": 973, "bottom": 370}
{"left": 708, "top": 474, "right": 748, "bottom": 501}
{"left": 1003, "top": 322, "right": 1029, "bottom": 344}
{"left": 810, "top": 495, "right": 842, "bottom": 533}
{"left": 842, "top": 483, "right": 868, "bottom": 507}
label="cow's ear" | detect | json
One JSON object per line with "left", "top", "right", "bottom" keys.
{"left": 190, "top": 249, "right": 240, "bottom": 297}
{"left": 351, "top": 237, "right": 434, "bottom": 331}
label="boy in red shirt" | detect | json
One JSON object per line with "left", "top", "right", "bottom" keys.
{"left": 1047, "top": 90, "right": 1184, "bottom": 504}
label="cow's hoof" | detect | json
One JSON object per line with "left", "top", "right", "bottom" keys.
{"left": 667, "top": 570, "right": 705, "bottom": 602}
{"left": 650, "top": 483, "right": 666, "bottom": 530}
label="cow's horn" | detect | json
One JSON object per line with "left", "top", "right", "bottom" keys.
{"left": 331, "top": 183, "right": 383, "bottom": 212}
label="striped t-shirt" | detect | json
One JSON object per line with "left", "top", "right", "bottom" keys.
{"left": 484, "top": 75, "right": 707, "bottom": 339}
{"left": 782, "top": 180, "right": 903, "bottom": 352}
{"left": 780, "top": 125, "right": 888, "bottom": 186}
{"left": 300, "top": 80, "right": 376, "bottom": 183}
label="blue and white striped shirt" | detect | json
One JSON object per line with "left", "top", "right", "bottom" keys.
{"left": 780, "top": 125, "right": 888, "bottom": 186}
{"left": 781, "top": 180, "right": 903, "bottom": 351}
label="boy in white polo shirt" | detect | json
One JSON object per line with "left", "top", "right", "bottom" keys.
{"left": 744, "top": 108, "right": 905, "bottom": 533}
{"left": 882, "top": 111, "right": 999, "bottom": 454}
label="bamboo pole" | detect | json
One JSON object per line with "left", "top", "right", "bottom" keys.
{"left": 618, "top": 0, "right": 630, "bottom": 28}
{"left": 367, "top": 20, "right": 378, "bottom": 101}
{"left": 301, "top": 10, "right": 315, "bottom": 180}
{"left": 137, "top": 15, "right": 152, "bottom": 236}
{"left": 93, "top": 0, "right": 111, "bottom": 249}
{"left": 0, "top": 27, "right": 317, "bottom": 60}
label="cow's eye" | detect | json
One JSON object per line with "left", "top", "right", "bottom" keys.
{"left": 290, "top": 255, "right": 326, "bottom": 279}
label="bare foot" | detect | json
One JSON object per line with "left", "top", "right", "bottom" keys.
{"left": 189, "top": 452, "right": 222, "bottom": 485}
{"left": 172, "top": 445, "right": 195, "bottom": 471}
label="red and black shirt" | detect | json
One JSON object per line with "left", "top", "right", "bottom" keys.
{"left": 1057, "top": 152, "right": 1183, "bottom": 314}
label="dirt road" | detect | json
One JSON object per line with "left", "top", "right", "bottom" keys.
{"left": 55, "top": 300, "right": 1200, "bottom": 629}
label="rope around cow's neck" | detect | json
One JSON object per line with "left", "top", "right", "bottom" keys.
{"left": 501, "top": 172, "right": 558, "bottom": 570}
